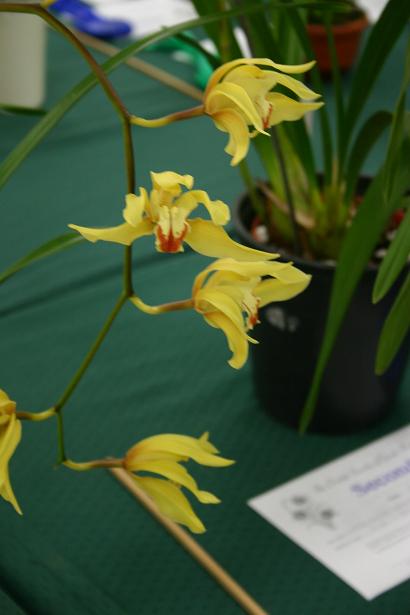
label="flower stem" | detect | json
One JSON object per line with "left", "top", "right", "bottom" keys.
{"left": 54, "top": 293, "right": 127, "bottom": 414}
{"left": 123, "top": 119, "right": 135, "bottom": 193}
{"left": 270, "top": 128, "right": 302, "bottom": 256}
{"left": 238, "top": 160, "right": 267, "bottom": 226}
{"left": 130, "top": 295, "right": 194, "bottom": 315}
{"left": 16, "top": 408, "right": 55, "bottom": 421}
{"left": 124, "top": 247, "right": 133, "bottom": 296}
{"left": 131, "top": 105, "right": 204, "bottom": 128}
{"left": 56, "top": 411, "right": 66, "bottom": 463}
{"left": 64, "top": 457, "right": 124, "bottom": 471}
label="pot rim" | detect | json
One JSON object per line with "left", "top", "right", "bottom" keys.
{"left": 306, "top": 14, "right": 369, "bottom": 35}
{"left": 232, "top": 187, "right": 381, "bottom": 274}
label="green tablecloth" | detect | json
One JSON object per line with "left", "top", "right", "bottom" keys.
{"left": 1, "top": 28, "right": 409, "bottom": 615}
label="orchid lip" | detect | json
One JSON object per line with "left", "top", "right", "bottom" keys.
{"left": 156, "top": 222, "right": 189, "bottom": 253}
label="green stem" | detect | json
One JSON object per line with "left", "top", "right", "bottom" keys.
{"left": 131, "top": 105, "right": 204, "bottom": 128}
{"left": 56, "top": 411, "right": 66, "bottom": 463}
{"left": 55, "top": 293, "right": 127, "bottom": 414}
{"left": 238, "top": 160, "right": 267, "bottom": 226}
{"left": 124, "top": 246, "right": 133, "bottom": 296}
{"left": 16, "top": 407, "right": 55, "bottom": 421}
{"left": 123, "top": 119, "right": 135, "bottom": 193}
{"left": 130, "top": 295, "right": 194, "bottom": 315}
{"left": 271, "top": 128, "right": 302, "bottom": 256}
{"left": 64, "top": 457, "right": 124, "bottom": 471}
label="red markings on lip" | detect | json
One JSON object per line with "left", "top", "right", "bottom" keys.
{"left": 156, "top": 222, "right": 189, "bottom": 253}
{"left": 263, "top": 104, "right": 273, "bottom": 130}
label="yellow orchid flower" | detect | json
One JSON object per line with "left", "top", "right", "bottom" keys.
{"left": 69, "top": 171, "right": 275, "bottom": 260}
{"left": 204, "top": 58, "right": 323, "bottom": 165}
{"left": 124, "top": 432, "right": 234, "bottom": 534}
{"left": 0, "top": 390, "right": 22, "bottom": 515}
{"left": 192, "top": 258, "right": 311, "bottom": 368}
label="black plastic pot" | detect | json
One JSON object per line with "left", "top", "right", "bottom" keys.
{"left": 233, "top": 191, "right": 408, "bottom": 434}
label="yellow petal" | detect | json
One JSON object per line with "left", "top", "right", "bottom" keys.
{"left": 267, "top": 93, "right": 324, "bottom": 127}
{"left": 0, "top": 390, "right": 16, "bottom": 416}
{"left": 199, "top": 432, "right": 219, "bottom": 454}
{"left": 68, "top": 220, "right": 153, "bottom": 246}
{"left": 268, "top": 73, "right": 321, "bottom": 101}
{"left": 132, "top": 475, "right": 206, "bottom": 533}
{"left": 204, "top": 311, "right": 249, "bottom": 369}
{"left": 268, "top": 264, "right": 311, "bottom": 285}
{"left": 186, "top": 219, "right": 277, "bottom": 261}
{"left": 150, "top": 171, "right": 193, "bottom": 194}
{"left": 212, "top": 108, "right": 250, "bottom": 166}
{"left": 224, "top": 65, "right": 278, "bottom": 99}
{"left": 129, "top": 433, "right": 234, "bottom": 467}
{"left": 129, "top": 458, "right": 220, "bottom": 505}
{"left": 206, "top": 82, "right": 266, "bottom": 133}
{"left": 184, "top": 191, "right": 230, "bottom": 226}
{"left": 200, "top": 258, "right": 291, "bottom": 281}
{"left": 205, "top": 58, "right": 316, "bottom": 93}
{"left": 0, "top": 418, "right": 22, "bottom": 515}
{"left": 0, "top": 465, "right": 22, "bottom": 515}
{"left": 256, "top": 275, "right": 311, "bottom": 306}
{"left": 123, "top": 189, "right": 148, "bottom": 227}
{"left": 129, "top": 457, "right": 198, "bottom": 489}
{"left": 0, "top": 415, "right": 20, "bottom": 463}
{"left": 195, "top": 287, "right": 245, "bottom": 331}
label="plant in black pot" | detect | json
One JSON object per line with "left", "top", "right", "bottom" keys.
{"left": 190, "top": 0, "right": 410, "bottom": 434}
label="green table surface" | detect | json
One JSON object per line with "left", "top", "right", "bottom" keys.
{"left": 1, "top": 27, "right": 409, "bottom": 615}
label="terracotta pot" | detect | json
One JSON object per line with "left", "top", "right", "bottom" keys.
{"left": 307, "top": 14, "right": 368, "bottom": 73}
{"left": 233, "top": 186, "right": 409, "bottom": 435}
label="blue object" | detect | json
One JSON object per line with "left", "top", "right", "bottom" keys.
{"left": 51, "top": 0, "right": 132, "bottom": 39}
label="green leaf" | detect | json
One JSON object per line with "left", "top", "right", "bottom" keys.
{"left": 0, "top": 232, "right": 84, "bottom": 285}
{"left": 0, "top": 103, "right": 47, "bottom": 116}
{"left": 373, "top": 205, "right": 410, "bottom": 304}
{"left": 375, "top": 272, "right": 410, "bottom": 374}
{"left": 300, "top": 136, "right": 410, "bottom": 432}
{"left": 175, "top": 32, "right": 220, "bottom": 69}
{"left": 343, "top": 0, "right": 410, "bottom": 157}
{"left": 345, "top": 110, "right": 392, "bottom": 205}
{"left": 300, "top": 33, "right": 410, "bottom": 432}
{"left": 238, "top": 3, "right": 282, "bottom": 59}
{"left": 284, "top": 5, "right": 333, "bottom": 183}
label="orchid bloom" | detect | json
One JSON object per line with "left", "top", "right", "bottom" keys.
{"left": 204, "top": 58, "right": 323, "bottom": 165}
{"left": 69, "top": 171, "right": 274, "bottom": 260}
{"left": 0, "top": 390, "right": 22, "bottom": 515}
{"left": 192, "top": 258, "right": 311, "bottom": 369}
{"left": 124, "top": 432, "right": 234, "bottom": 533}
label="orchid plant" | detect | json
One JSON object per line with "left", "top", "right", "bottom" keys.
{"left": 0, "top": 1, "right": 316, "bottom": 530}
{"left": 190, "top": 0, "right": 410, "bottom": 427}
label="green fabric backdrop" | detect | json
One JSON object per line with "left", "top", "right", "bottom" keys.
{"left": 0, "top": 26, "right": 409, "bottom": 615}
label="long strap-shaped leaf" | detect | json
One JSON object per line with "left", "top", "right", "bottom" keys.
{"left": 341, "top": 0, "right": 410, "bottom": 163}
{"left": 300, "top": 37, "right": 410, "bottom": 431}
{"left": 375, "top": 273, "right": 410, "bottom": 375}
{"left": 300, "top": 145, "right": 410, "bottom": 432}
{"left": 0, "top": 233, "right": 83, "bottom": 285}
{"left": 373, "top": 204, "right": 410, "bottom": 304}
{"left": 344, "top": 110, "right": 392, "bottom": 205}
